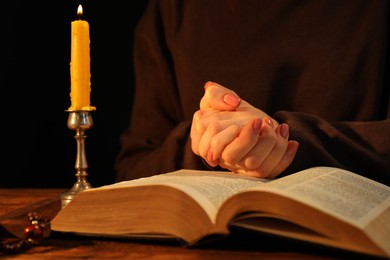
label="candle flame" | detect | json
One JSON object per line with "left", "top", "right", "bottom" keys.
{"left": 77, "top": 5, "right": 83, "bottom": 17}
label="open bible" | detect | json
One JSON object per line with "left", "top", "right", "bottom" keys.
{"left": 51, "top": 166, "right": 390, "bottom": 258}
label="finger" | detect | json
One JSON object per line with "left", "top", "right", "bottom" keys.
{"left": 226, "top": 117, "right": 277, "bottom": 171}
{"left": 247, "top": 123, "right": 290, "bottom": 177}
{"left": 207, "top": 124, "right": 241, "bottom": 162}
{"left": 268, "top": 140, "right": 299, "bottom": 178}
{"left": 198, "top": 121, "right": 226, "bottom": 160}
{"left": 220, "top": 118, "right": 263, "bottom": 166}
{"left": 236, "top": 125, "right": 298, "bottom": 179}
{"left": 190, "top": 110, "right": 205, "bottom": 155}
{"left": 191, "top": 109, "right": 235, "bottom": 155}
{"left": 200, "top": 81, "right": 241, "bottom": 110}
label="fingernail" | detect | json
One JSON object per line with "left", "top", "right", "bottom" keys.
{"left": 279, "top": 124, "right": 289, "bottom": 139}
{"left": 223, "top": 93, "right": 241, "bottom": 107}
{"left": 252, "top": 118, "right": 262, "bottom": 133}
{"left": 265, "top": 117, "right": 274, "bottom": 128}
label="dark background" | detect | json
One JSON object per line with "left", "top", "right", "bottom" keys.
{"left": 1, "top": 1, "right": 148, "bottom": 187}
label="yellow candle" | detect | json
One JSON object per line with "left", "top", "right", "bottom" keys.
{"left": 69, "top": 5, "right": 95, "bottom": 111}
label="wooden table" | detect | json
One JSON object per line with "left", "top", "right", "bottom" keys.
{"left": 0, "top": 189, "right": 377, "bottom": 259}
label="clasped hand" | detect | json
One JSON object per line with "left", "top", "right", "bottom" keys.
{"left": 190, "top": 82, "right": 299, "bottom": 178}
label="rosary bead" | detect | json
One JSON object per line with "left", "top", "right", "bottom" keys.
{"left": 24, "top": 224, "right": 43, "bottom": 244}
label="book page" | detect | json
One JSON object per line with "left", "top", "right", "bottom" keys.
{"left": 95, "top": 170, "right": 267, "bottom": 223}
{"left": 254, "top": 167, "right": 390, "bottom": 227}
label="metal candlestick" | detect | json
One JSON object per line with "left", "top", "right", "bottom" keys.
{"left": 61, "top": 110, "right": 93, "bottom": 208}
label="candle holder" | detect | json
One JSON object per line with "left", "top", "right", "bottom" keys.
{"left": 61, "top": 110, "right": 93, "bottom": 208}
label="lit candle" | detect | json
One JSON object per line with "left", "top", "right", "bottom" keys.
{"left": 69, "top": 4, "right": 95, "bottom": 111}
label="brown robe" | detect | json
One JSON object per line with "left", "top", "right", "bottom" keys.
{"left": 115, "top": 0, "right": 390, "bottom": 185}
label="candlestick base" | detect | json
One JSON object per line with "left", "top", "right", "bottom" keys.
{"left": 61, "top": 180, "right": 92, "bottom": 208}
{"left": 61, "top": 110, "right": 94, "bottom": 208}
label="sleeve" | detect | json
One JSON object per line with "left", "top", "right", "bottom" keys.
{"left": 274, "top": 111, "right": 390, "bottom": 185}
{"left": 116, "top": 0, "right": 390, "bottom": 186}
{"left": 114, "top": 0, "right": 207, "bottom": 181}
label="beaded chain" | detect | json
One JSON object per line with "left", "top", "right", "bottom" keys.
{"left": 0, "top": 212, "right": 51, "bottom": 254}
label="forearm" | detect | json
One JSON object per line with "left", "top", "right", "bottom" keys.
{"left": 275, "top": 111, "right": 390, "bottom": 185}
{"left": 115, "top": 121, "right": 207, "bottom": 181}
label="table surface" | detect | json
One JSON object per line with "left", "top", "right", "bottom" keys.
{"left": 0, "top": 188, "right": 379, "bottom": 259}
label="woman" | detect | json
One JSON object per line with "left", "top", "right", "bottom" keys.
{"left": 115, "top": 0, "right": 390, "bottom": 185}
